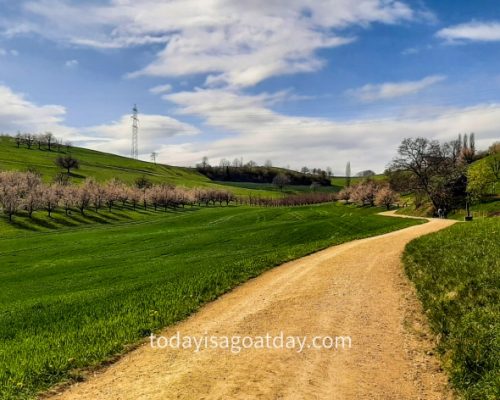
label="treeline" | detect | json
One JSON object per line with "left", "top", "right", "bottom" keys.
{"left": 245, "top": 192, "right": 336, "bottom": 207}
{"left": 338, "top": 180, "right": 399, "bottom": 210}
{"left": 13, "top": 132, "right": 71, "bottom": 152}
{"left": 196, "top": 158, "right": 331, "bottom": 186}
{"left": 0, "top": 171, "right": 236, "bottom": 221}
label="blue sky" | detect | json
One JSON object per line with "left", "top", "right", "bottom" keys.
{"left": 1, "top": 0, "right": 500, "bottom": 174}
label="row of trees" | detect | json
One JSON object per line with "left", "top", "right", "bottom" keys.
{"left": 338, "top": 180, "right": 400, "bottom": 209}
{"left": 0, "top": 171, "right": 236, "bottom": 221}
{"left": 245, "top": 192, "right": 336, "bottom": 207}
{"left": 14, "top": 132, "right": 71, "bottom": 152}
{"left": 196, "top": 157, "right": 331, "bottom": 186}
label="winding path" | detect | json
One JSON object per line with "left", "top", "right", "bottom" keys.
{"left": 50, "top": 212, "right": 456, "bottom": 400}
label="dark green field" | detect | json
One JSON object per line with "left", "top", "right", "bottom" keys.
{"left": 404, "top": 218, "right": 500, "bottom": 400}
{"left": 0, "top": 203, "right": 422, "bottom": 399}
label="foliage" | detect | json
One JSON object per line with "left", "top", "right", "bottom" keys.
{"left": 467, "top": 159, "right": 497, "bottom": 201}
{"left": 55, "top": 155, "right": 80, "bottom": 174}
{"left": 404, "top": 219, "right": 500, "bottom": 399}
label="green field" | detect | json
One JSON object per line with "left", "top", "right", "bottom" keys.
{"left": 404, "top": 218, "right": 500, "bottom": 400}
{"left": 0, "top": 203, "right": 422, "bottom": 399}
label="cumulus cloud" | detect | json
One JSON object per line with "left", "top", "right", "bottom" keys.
{"left": 437, "top": 21, "right": 500, "bottom": 43}
{"left": 0, "top": 84, "right": 75, "bottom": 136}
{"left": 83, "top": 114, "right": 200, "bottom": 157}
{"left": 3, "top": 0, "right": 433, "bottom": 87}
{"left": 346, "top": 75, "right": 446, "bottom": 102}
{"left": 160, "top": 88, "right": 499, "bottom": 173}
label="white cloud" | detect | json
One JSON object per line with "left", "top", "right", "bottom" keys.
{"left": 160, "top": 88, "right": 499, "bottom": 173}
{"left": 0, "top": 84, "right": 200, "bottom": 160}
{"left": 64, "top": 59, "right": 78, "bottom": 68}
{"left": 437, "top": 21, "right": 500, "bottom": 43}
{"left": 346, "top": 75, "right": 446, "bottom": 102}
{"left": 5, "top": 0, "right": 432, "bottom": 88}
{"left": 149, "top": 84, "right": 172, "bottom": 95}
{"left": 83, "top": 114, "right": 200, "bottom": 157}
{"left": 0, "top": 84, "right": 74, "bottom": 136}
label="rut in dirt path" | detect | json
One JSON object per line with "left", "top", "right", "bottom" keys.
{"left": 50, "top": 215, "right": 456, "bottom": 400}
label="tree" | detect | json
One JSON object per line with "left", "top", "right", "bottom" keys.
{"left": 15, "top": 132, "right": 22, "bottom": 148}
{"left": 388, "top": 137, "right": 466, "bottom": 213}
{"left": 135, "top": 176, "right": 152, "bottom": 190}
{"left": 467, "top": 160, "right": 496, "bottom": 201}
{"left": 23, "top": 133, "right": 35, "bottom": 149}
{"left": 356, "top": 170, "right": 375, "bottom": 177}
{"left": 0, "top": 171, "right": 25, "bottom": 221}
{"left": 61, "top": 186, "right": 77, "bottom": 215}
{"left": 24, "top": 172, "right": 43, "bottom": 218}
{"left": 104, "top": 179, "right": 121, "bottom": 211}
{"left": 264, "top": 159, "right": 273, "bottom": 168}
{"left": 75, "top": 184, "right": 91, "bottom": 215}
{"left": 345, "top": 161, "right": 351, "bottom": 187}
{"left": 55, "top": 155, "right": 80, "bottom": 175}
{"left": 45, "top": 132, "right": 54, "bottom": 151}
{"left": 41, "top": 185, "right": 60, "bottom": 217}
{"left": 349, "top": 180, "right": 378, "bottom": 206}
{"left": 272, "top": 174, "right": 290, "bottom": 191}
{"left": 487, "top": 142, "right": 500, "bottom": 180}
{"left": 375, "top": 186, "right": 400, "bottom": 210}
{"left": 326, "top": 167, "right": 333, "bottom": 178}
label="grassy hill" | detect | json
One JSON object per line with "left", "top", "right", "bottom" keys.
{"left": 0, "top": 136, "right": 211, "bottom": 187}
{"left": 0, "top": 203, "right": 422, "bottom": 399}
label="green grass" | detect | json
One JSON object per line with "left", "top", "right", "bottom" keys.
{"left": 0, "top": 203, "right": 422, "bottom": 399}
{"left": 404, "top": 218, "right": 500, "bottom": 400}
{"left": 0, "top": 136, "right": 211, "bottom": 187}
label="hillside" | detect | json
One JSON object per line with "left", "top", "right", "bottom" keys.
{"left": 0, "top": 136, "right": 212, "bottom": 187}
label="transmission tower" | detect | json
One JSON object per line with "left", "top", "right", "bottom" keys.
{"left": 131, "top": 104, "right": 139, "bottom": 159}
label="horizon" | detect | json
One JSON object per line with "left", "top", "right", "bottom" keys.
{"left": 1, "top": 0, "right": 500, "bottom": 174}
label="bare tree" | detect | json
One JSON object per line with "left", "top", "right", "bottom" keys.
{"left": 272, "top": 174, "right": 290, "bottom": 191}
{"left": 388, "top": 137, "right": 466, "bottom": 213}
{"left": 23, "top": 133, "right": 36, "bottom": 150}
{"left": 45, "top": 132, "right": 54, "bottom": 151}
{"left": 55, "top": 155, "right": 80, "bottom": 175}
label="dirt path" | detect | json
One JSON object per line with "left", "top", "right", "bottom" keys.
{"left": 50, "top": 213, "right": 456, "bottom": 400}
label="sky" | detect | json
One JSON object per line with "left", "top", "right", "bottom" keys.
{"left": 0, "top": 0, "right": 500, "bottom": 175}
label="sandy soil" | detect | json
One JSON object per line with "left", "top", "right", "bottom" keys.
{"left": 49, "top": 212, "right": 456, "bottom": 400}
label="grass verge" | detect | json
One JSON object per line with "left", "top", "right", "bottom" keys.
{"left": 403, "top": 218, "right": 500, "bottom": 400}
